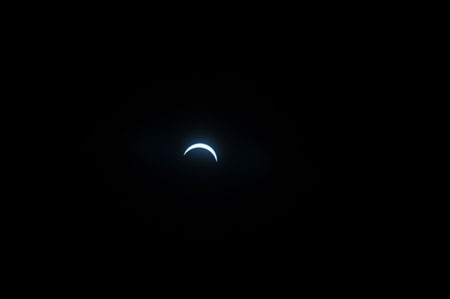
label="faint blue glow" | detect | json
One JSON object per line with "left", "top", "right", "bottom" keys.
{"left": 184, "top": 143, "right": 218, "bottom": 162}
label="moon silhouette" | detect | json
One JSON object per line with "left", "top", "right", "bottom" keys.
{"left": 184, "top": 143, "right": 218, "bottom": 162}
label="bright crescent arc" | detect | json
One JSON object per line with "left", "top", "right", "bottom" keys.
{"left": 184, "top": 143, "right": 218, "bottom": 162}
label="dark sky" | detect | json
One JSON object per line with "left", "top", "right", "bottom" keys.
{"left": 54, "top": 71, "right": 326, "bottom": 243}
{"left": 11, "top": 10, "right": 392, "bottom": 286}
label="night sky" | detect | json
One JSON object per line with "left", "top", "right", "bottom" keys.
{"left": 10, "top": 9, "right": 392, "bottom": 287}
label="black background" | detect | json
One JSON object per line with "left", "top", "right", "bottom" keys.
{"left": 6, "top": 6, "right": 401, "bottom": 291}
